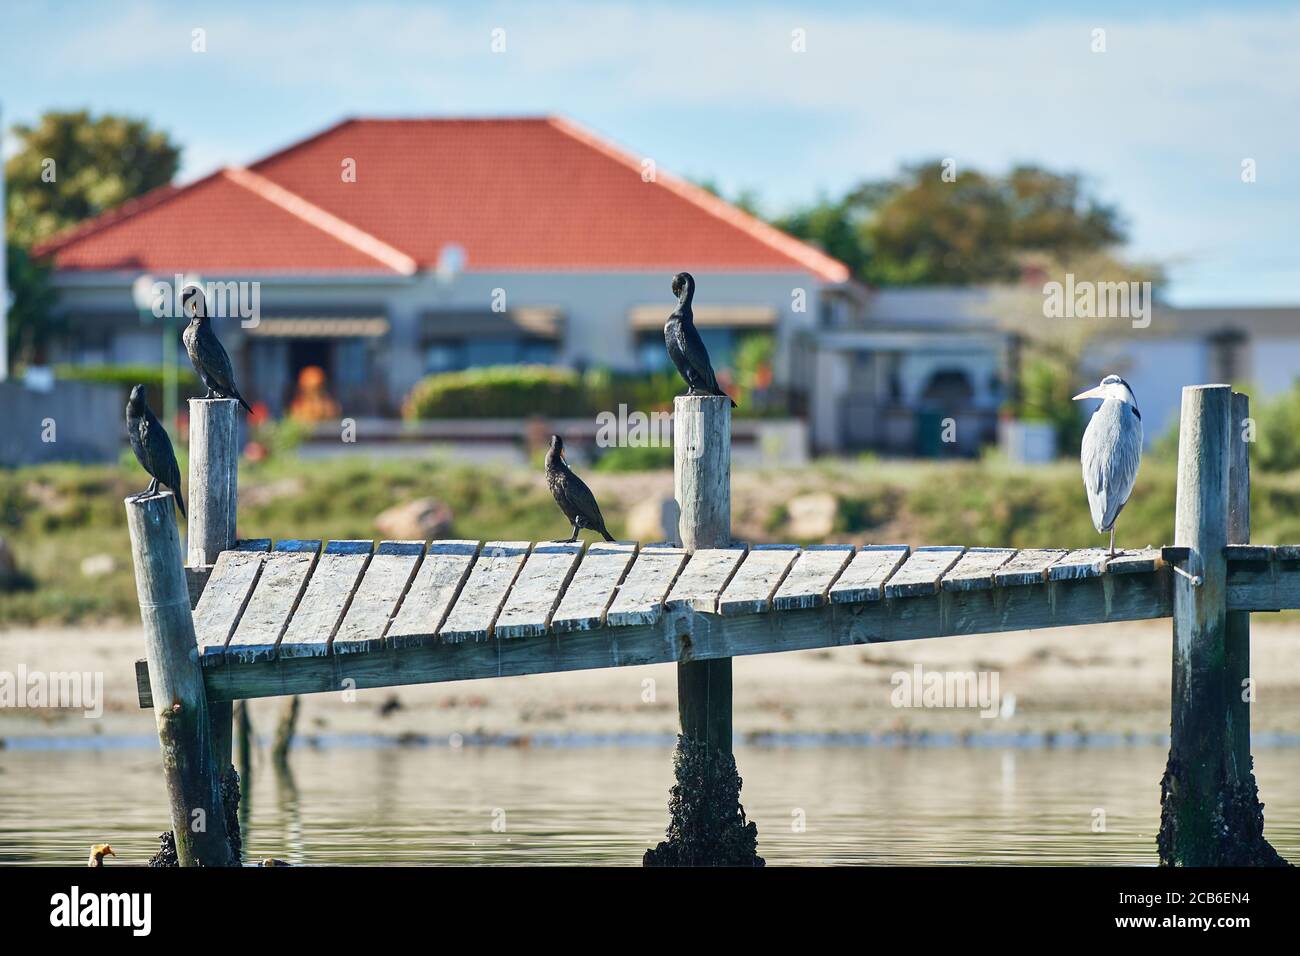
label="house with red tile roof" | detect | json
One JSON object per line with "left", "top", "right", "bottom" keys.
{"left": 36, "top": 116, "right": 862, "bottom": 420}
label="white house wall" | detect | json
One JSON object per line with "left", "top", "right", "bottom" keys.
{"left": 51, "top": 270, "right": 823, "bottom": 409}
{"left": 1084, "top": 337, "right": 1207, "bottom": 445}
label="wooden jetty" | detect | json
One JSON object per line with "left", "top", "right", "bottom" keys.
{"left": 126, "top": 386, "right": 1296, "bottom": 866}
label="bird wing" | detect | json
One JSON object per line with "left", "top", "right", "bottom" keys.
{"left": 199, "top": 327, "right": 238, "bottom": 393}
{"left": 1081, "top": 403, "right": 1143, "bottom": 532}
{"left": 563, "top": 470, "right": 607, "bottom": 530}
{"left": 143, "top": 413, "right": 183, "bottom": 493}
{"left": 679, "top": 321, "right": 722, "bottom": 391}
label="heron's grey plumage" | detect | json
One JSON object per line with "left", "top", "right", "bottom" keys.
{"left": 1081, "top": 398, "right": 1143, "bottom": 533}
{"left": 1077, "top": 373, "right": 1143, "bottom": 556}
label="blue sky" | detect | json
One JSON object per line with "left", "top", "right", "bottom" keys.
{"left": 2, "top": 0, "right": 1296, "bottom": 305}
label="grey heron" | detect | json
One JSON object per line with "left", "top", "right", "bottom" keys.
{"left": 1073, "top": 374, "right": 1143, "bottom": 556}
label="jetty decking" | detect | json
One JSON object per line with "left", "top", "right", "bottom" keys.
{"left": 123, "top": 386, "right": 1296, "bottom": 866}
{"left": 135, "top": 539, "right": 1300, "bottom": 708}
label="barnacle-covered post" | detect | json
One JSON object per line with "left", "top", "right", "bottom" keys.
{"left": 126, "top": 492, "right": 233, "bottom": 866}
{"left": 645, "top": 394, "right": 761, "bottom": 866}
{"left": 1157, "top": 385, "right": 1285, "bottom": 865}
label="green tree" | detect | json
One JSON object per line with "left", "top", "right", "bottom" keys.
{"left": 774, "top": 161, "right": 1127, "bottom": 287}
{"left": 772, "top": 195, "right": 870, "bottom": 278}
{"left": 5, "top": 110, "right": 180, "bottom": 246}
{"left": 5, "top": 242, "right": 60, "bottom": 365}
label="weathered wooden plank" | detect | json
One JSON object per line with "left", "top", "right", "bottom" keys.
{"left": 277, "top": 540, "right": 373, "bottom": 659}
{"left": 718, "top": 545, "right": 801, "bottom": 616}
{"left": 495, "top": 541, "right": 586, "bottom": 639}
{"left": 884, "top": 546, "right": 965, "bottom": 598}
{"left": 773, "top": 545, "right": 855, "bottom": 610}
{"left": 1227, "top": 563, "right": 1300, "bottom": 612}
{"left": 1225, "top": 545, "right": 1276, "bottom": 563}
{"left": 194, "top": 540, "right": 271, "bottom": 664}
{"left": 1046, "top": 548, "right": 1113, "bottom": 582}
{"left": 828, "top": 545, "right": 910, "bottom": 604}
{"left": 940, "top": 548, "right": 1015, "bottom": 592}
{"left": 665, "top": 546, "right": 748, "bottom": 613}
{"left": 550, "top": 542, "right": 639, "bottom": 633}
{"left": 387, "top": 540, "right": 481, "bottom": 649}
{"left": 1105, "top": 547, "right": 1163, "bottom": 574}
{"left": 333, "top": 541, "right": 426, "bottom": 655}
{"left": 224, "top": 540, "right": 320, "bottom": 663}
{"left": 438, "top": 541, "right": 531, "bottom": 642}
{"left": 993, "top": 549, "right": 1068, "bottom": 587}
{"left": 606, "top": 546, "right": 688, "bottom": 626}
{"left": 140, "top": 564, "right": 1178, "bottom": 707}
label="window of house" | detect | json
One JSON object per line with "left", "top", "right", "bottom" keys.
{"left": 639, "top": 329, "right": 737, "bottom": 372}
{"left": 424, "top": 337, "right": 558, "bottom": 373}
{"left": 1209, "top": 330, "right": 1247, "bottom": 384}
{"left": 423, "top": 340, "right": 464, "bottom": 373}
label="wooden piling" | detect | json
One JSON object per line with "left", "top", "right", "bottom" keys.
{"left": 1158, "top": 385, "right": 1285, "bottom": 865}
{"left": 187, "top": 396, "right": 243, "bottom": 852}
{"left": 673, "top": 395, "right": 733, "bottom": 753}
{"left": 645, "top": 395, "right": 760, "bottom": 865}
{"left": 126, "top": 492, "right": 233, "bottom": 866}
{"left": 1225, "top": 392, "right": 1251, "bottom": 779}
{"left": 188, "top": 398, "right": 240, "bottom": 568}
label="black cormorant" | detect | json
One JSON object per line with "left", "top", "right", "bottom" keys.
{"left": 664, "top": 272, "right": 736, "bottom": 407}
{"left": 545, "top": 435, "right": 615, "bottom": 542}
{"left": 181, "top": 287, "right": 253, "bottom": 413}
{"left": 126, "top": 384, "right": 186, "bottom": 518}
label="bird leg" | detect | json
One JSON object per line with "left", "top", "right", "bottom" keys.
{"left": 1109, "top": 527, "right": 1116, "bottom": 558}
{"left": 146, "top": 477, "right": 160, "bottom": 498}
{"left": 568, "top": 522, "right": 581, "bottom": 543}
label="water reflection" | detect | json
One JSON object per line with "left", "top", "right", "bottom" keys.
{"left": 2, "top": 744, "right": 1297, "bottom": 865}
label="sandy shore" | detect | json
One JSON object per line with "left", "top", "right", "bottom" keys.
{"left": 4, "top": 617, "right": 1300, "bottom": 743}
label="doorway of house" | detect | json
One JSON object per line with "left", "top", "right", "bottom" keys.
{"left": 286, "top": 339, "right": 334, "bottom": 407}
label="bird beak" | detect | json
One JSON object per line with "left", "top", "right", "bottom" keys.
{"left": 1072, "top": 386, "right": 1105, "bottom": 401}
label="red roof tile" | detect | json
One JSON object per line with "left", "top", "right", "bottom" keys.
{"left": 36, "top": 117, "right": 849, "bottom": 282}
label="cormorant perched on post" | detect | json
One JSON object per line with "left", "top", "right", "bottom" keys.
{"left": 545, "top": 435, "right": 615, "bottom": 543}
{"left": 1074, "top": 374, "right": 1143, "bottom": 556}
{"left": 181, "top": 286, "right": 252, "bottom": 413}
{"left": 664, "top": 272, "right": 737, "bottom": 407}
{"left": 126, "top": 384, "right": 186, "bottom": 518}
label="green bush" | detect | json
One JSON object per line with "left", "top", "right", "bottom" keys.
{"left": 57, "top": 363, "right": 199, "bottom": 391}
{"left": 402, "top": 364, "right": 776, "bottom": 421}
{"left": 593, "top": 443, "right": 673, "bottom": 472}
{"left": 57, "top": 363, "right": 200, "bottom": 414}
{"left": 403, "top": 365, "right": 585, "bottom": 419}
{"left": 1254, "top": 380, "right": 1300, "bottom": 472}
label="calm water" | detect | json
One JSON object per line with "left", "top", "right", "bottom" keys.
{"left": 2, "top": 743, "right": 1299, "bottom": 865}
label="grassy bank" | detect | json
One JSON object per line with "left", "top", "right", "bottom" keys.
{"left": 4, "top": 452, "right": 1300, "bottom": 625}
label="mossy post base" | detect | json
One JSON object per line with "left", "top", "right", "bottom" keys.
{"left": 1157, "top": 387, "right": 1287, "bottom": 866}
{"left": 646, "top": 396, "right": 760, "bottom": 866}
{"left": 127, "top": 493, "right": 233, "bottom": 866}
